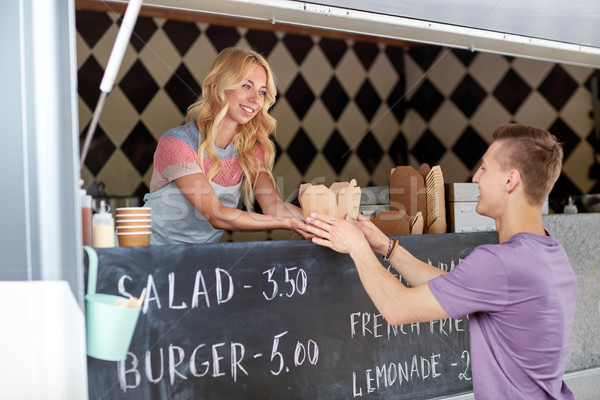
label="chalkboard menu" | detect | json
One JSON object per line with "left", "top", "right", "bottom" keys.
{"left": 87, "top": 232, "right": 498, "bottom": 399}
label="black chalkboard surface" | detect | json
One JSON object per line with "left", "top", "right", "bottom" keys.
{"left": 87, "top": 232, "right": 498, "bottom": 400}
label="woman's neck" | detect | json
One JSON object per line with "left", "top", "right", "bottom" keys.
{"left": 214, "top": 121, "right": 237, "bottom": 149}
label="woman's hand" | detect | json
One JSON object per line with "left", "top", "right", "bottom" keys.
{"left": 306, "top": 213, "right": 370, "bottom": 255}
{"left": 289, "top": 216, "right": 315, "bottom": 239}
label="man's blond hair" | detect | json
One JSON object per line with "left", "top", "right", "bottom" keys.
{"left": 492, "top": 123, "right": 563, "bottom": 205}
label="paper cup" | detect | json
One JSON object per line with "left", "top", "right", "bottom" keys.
{"left": 116, "top": 219, "right": 152, "bottom": 227}
{"left": 117, "top": 226, "right": 152, "bottom": 233}
{"left": 116, "top": 207, "right": 151, "bottom": 215}
{"left": 117, "top": 232, "right": 151, "bottom": 247}
{"left": 115, "top": 214, "right": 152, "bottom": 220}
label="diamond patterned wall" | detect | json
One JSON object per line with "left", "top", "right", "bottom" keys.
{"left": 402, "top": 47, "right": 600, "bottom": 198}
{"left": 76, "top": 7, "right": 600, "bottom": 242}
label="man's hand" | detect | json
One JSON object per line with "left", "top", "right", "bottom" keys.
{"left": 355, "top": 214, "right": 390, "bottom": 256}
{"left": 306, "top": 213, "right": 370, "bottom": 255}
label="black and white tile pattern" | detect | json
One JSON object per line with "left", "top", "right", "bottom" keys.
{"left": 76, "top": 8, "right": 600, "bottom": 241}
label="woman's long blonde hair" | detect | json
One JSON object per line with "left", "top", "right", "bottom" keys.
{"left": 186, "top": 47, "right": 277, "bottom": 210}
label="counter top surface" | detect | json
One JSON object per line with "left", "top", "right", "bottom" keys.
{"left": 542, "top": 213, "right": 600, "bottom": 371}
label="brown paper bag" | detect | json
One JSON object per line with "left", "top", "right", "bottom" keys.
{"left": 299, "top": 180, "right": 361, "bottom": 219}
{"left": 370, "top": 210, "right": 411, "bottom": 236}
{"left": 410, "top": 211, "right": 424, "bottom": 235}
{"left": 389, "top": 165, "right": 428, "bottom": 221}
{"left": 299, "top": 184, "right": 337, "bottom": 219}
{"left": 331, "top": 179, "right": 361, "bottom": 219}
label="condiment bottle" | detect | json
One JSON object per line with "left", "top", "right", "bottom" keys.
{"left": 563, "top": 197, "right": 578, "bottom": 214}
{"left": 80, "top": 180, "right": 93, "bottom": 247}
{"left": 93, "top": 200, "right": 115, "bottom": 248}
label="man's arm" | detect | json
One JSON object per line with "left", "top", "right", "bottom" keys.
{"left": 354, "top": 213, "right": 446, "bottom": 286}
{"left": 308, "top": 213, "right": 449, "bottom": 325}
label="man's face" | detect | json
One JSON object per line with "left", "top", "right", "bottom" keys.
{"left": 472, "top": 141, "right": 508, "bottom": 218}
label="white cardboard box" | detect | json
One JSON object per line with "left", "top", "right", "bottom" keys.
{"left": 446, "top": 183, "right": 548, "bottom": 233}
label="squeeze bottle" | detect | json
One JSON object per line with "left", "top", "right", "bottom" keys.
{"left": 563, "top": 197, "right": 578, "bottom": 214}
{"left": 93, "top": 200, "right": 115, "bottom": 248}
{"left": 81, "top": 180, "right": 93, "bottom": 247}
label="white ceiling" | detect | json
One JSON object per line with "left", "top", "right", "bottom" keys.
{"left": 317, "top": 0, "right": 600, "bottom": 48}
{"left": 109, "top": 0, "right": 600, "bottom": 67}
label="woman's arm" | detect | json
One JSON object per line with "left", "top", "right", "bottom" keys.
{"left": 175, "top": 172, "right": 311, "bottom": 236}
{"left": 254, "top": 172, "right": 303, "bottom": 218}
{"left": 254, "top": 171, "right": 313, "bottom": 238}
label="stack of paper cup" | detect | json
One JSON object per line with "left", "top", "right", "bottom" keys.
{"left": 115, "top": 207, "right": 151, "bottom": 246}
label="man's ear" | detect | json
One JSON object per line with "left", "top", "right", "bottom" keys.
{"left": 505, "top": 169, "right": 521, "bottom": 193}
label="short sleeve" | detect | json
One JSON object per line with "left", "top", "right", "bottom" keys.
{"left": 154, "top": 136, "right": 202, "bottom": 181}
{"left": 428, "top": 245, "right": 510, "bottom": 319}
{"left": 253, "top": 144, "right": 267, "bottom": 172}
{"left": 252, "top": 144, "right": 267, "bottom": 172}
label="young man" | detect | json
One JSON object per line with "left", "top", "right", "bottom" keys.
{"left": 306, "top": 123, "right": 577, "bottom": 399}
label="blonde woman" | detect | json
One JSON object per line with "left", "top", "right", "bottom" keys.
{"left": 144, "top": 47, "right": 311, "bottom": 244}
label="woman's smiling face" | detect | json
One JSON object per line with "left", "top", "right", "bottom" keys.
{"left": 223, "top": 64, "right": 267, "bottom": 127}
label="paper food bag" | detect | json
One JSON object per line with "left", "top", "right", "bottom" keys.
{"left": 369, "top": 210, "right": 423, "bottom": 236}
{"left": 389, "top": 164, "right": 428, "bottom": 219}
{"left": 299, "top": 179, "right": 361, "bottom": 219}
{"left": 370, "top": 210, "right": 411, "bottom": 236}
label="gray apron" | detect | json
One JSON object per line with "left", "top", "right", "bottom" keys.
{"left": 143, "top": 178, "right": 242, "bottom": 245}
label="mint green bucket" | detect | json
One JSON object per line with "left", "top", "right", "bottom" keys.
{"left": 84, "top": 246, "right": 141, "bottom": 361}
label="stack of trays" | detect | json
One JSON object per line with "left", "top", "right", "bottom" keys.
{"left": 425, "top": 166, "right": 446, "bottom": 234}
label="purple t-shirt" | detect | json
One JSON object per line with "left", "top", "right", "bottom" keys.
{"left": 429, "top": 233, "right": 577, "bottom": 399}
